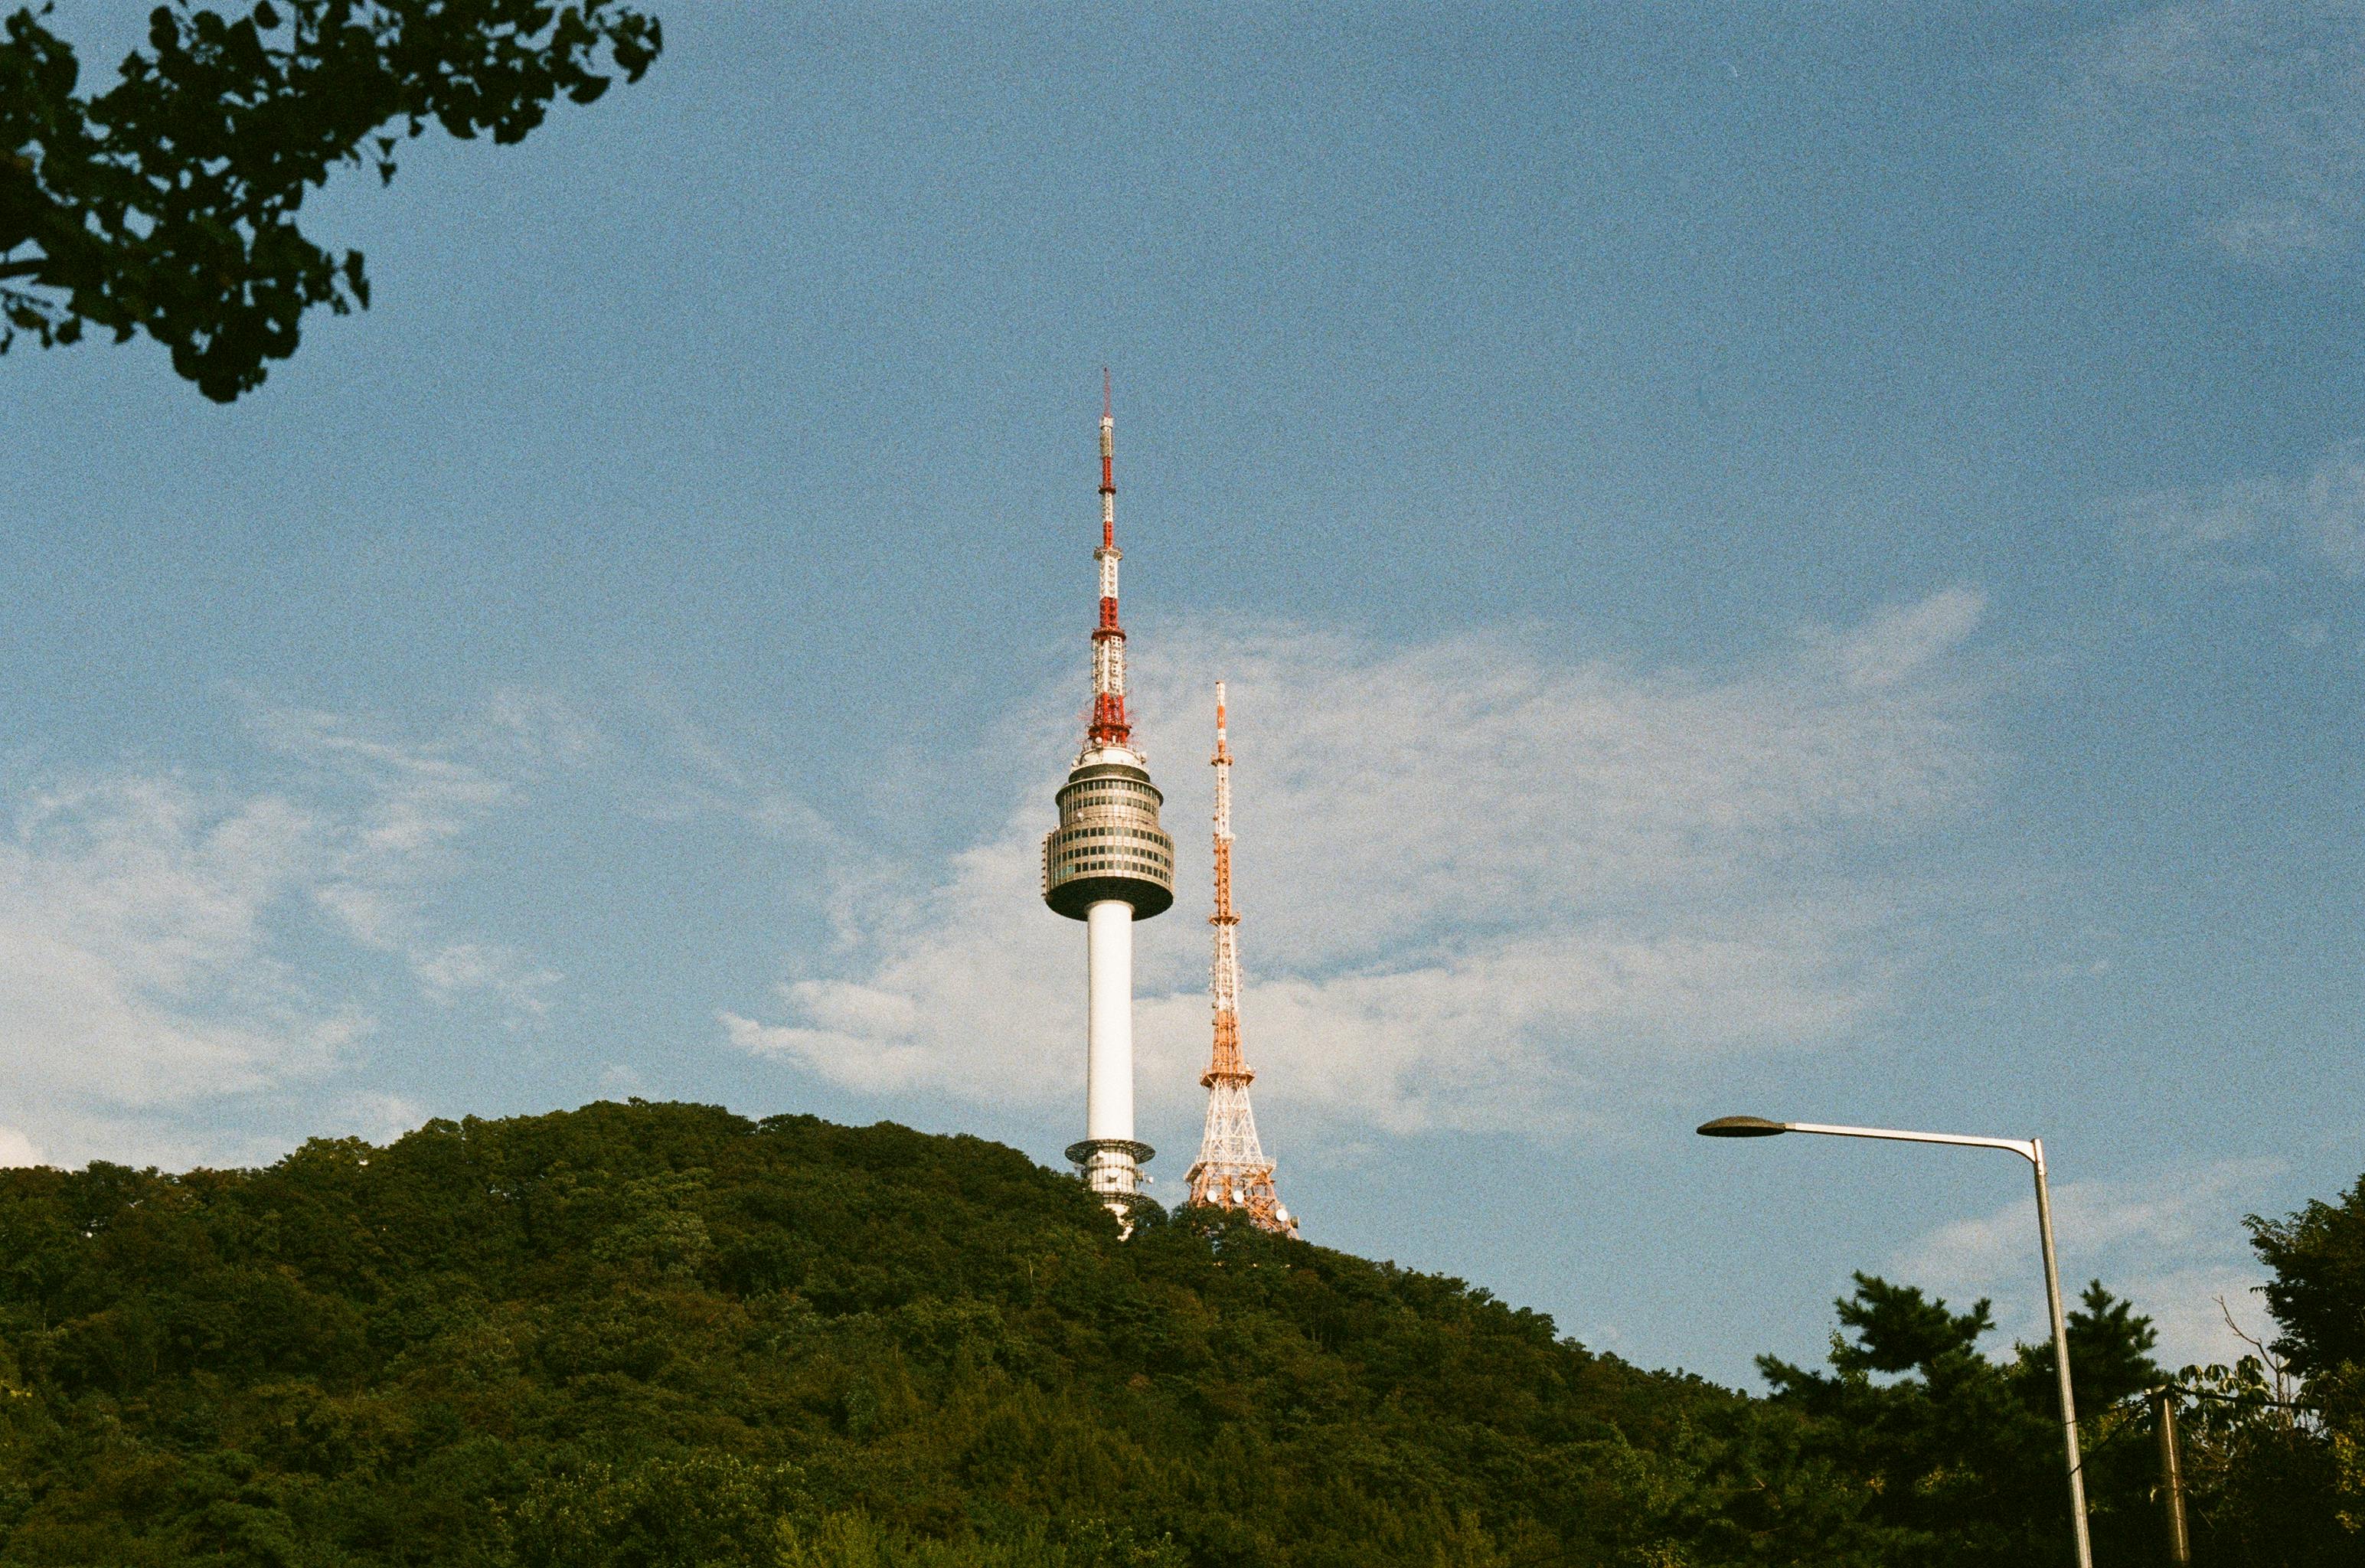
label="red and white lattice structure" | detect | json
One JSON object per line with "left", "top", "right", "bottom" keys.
{"left": 1184, "top": 683, "right": 1297, "bottom": 1236}
{"left": 1041, "top": 376, "right": 1175, "bottom": 1222}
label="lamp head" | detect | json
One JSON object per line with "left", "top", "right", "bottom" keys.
{"left": 1697, "top": 1116, "right": 1788, "bottom": 1138}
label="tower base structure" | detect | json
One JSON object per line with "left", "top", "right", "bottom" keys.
{"left": 1065, "top": 1136, "right": 1155, "bottom": 1197}
{"left": 1065, "top": 1137, "right": 1158, "bottom": 1232}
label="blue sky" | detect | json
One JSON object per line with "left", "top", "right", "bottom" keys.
{"left": 6, "top": 1, "right": 2361, "bottom": 1384}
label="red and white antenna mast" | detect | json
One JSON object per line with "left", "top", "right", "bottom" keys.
{"left": 1086, "top": 368, "right": 1131, "bottom": 752}
{"left": 1185, "top": 682, "right": 1297, "bottom": 1235}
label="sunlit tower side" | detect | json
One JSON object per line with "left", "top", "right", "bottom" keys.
{"left": 1184, "top": 683, "right": 1297, "bottom": 1236}
{"left": 1040, "top": 375, "right": 1175, "bottom": 1220}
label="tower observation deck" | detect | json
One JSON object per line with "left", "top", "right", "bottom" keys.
{"left": 1041, "top": 377, "right": 1174, "bottom": 1217}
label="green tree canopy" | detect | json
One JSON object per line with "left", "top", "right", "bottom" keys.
{"left": 1, "top": 0, "right": 660, "bottom": 400}
{"left": 2184, "top": 1172, "right": 2365, "bottom": 1560}
{"left": 0, "top": 1100, "right": 1740, "bottom": 1566}
{"left": 2250, "top": 1174, "right": 2365, "bottom": 1381}
{"left": 1756, "top": 1272, "right": 2166, "bottom": 1567}
{"left": 0, "top": 1099, "right": 2339, "bottom": 1566}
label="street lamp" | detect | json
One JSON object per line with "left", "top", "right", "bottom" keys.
{"left": 1697, "top": 1115, "right": 2093, "bottom": 1568}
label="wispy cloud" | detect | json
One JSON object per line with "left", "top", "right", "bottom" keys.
{"left": 0, "top": 696, "right": 567, "bottom": 1165}
{"left": 2037, "top": 0, "right": 2365, "bottom": 267}
{"left": 2109, "top": 438, "right": 2365, "bottom": 594}
{"left": 249, "top": 693, "right": 583, "bottom": 1016}
{"left": 0, "top": 773, "right": 358, "bottom": 1110}
{"left": 1890, "top": 1157, "right": 2281, "bottom": 1370}
{"left": 726, "top": 590, "right": 1996, "bottom": 1141}
{"left": 610, "top": 686, "right": 851, "bottom": 854}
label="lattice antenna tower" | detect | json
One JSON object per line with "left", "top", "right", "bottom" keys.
{"left": 1184, "top": 683, "right": 1298, "bottom": 1235}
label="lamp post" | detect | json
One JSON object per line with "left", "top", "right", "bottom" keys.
{"left": 2148, "top": 1387, "right": 2192, "bottom": 1565}
{"left": 1697, "top": 1115, "right": 2093, "bottom": 1568}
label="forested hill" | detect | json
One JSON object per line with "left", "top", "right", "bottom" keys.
{"left": 7, "top": 1100, "right": 2347, "bottom": 1567}
{"left": 0, "top": 1100, "right": 1756, "bottom": 1567}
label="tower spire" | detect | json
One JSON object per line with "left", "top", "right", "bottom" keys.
{"left": 1087, "top": 372, "right": 1129, "bottom": 750}
{"left": 1186, "top": 682, "right": 1297, "bottom": 1236}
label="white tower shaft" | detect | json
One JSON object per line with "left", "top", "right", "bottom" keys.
{"left": 1085, "top": 899, "right": 1135, "bottom": 1148}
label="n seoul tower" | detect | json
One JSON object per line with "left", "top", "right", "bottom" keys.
{"left": 1041, "top": 375, "right": 1175, "bottom": 1217}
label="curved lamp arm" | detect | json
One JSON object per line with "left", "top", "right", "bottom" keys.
{"left": 1699, "top": 1115, "right": 2037, "bottom": 1165}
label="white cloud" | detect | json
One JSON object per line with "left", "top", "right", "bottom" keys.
{"left": 2039, "top": 1, "right": 2365, "bottom": 266}
{"left": 614, "top": 688, "right": 850, "bottom": 851}
{"left": 410, "top": 942, "right": 563, "bottom": 1016}
{"left": 0, "top": 1128, "right": 44, "bottom": 1168}
{"left": 726, "top": 591, "right": 1994, "bottom": 1139}
{"left": 2110, "top": 438, "right": 2365, "bottom": 588}
{"left": 249, "top": 697, "right": 567, "bottom": 1012}
{"left": 2304, "top": 453, "right": 2365, "bottom": 577}
{"left": 1822, "top": 586, "right": 1989, "bottom": 690}
{"left": 0, "top": 697, "right": 563, "bottom": 1165}
{"left": 0, "top": 775, "right": 360, "bottom": 1112}
{"left": 1890, "top": 1157, "right": 2281, "bottom": 1370}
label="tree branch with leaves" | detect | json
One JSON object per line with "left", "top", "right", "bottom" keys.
{"left": 1, "top": 0, "right": 659, "bottom": 400}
